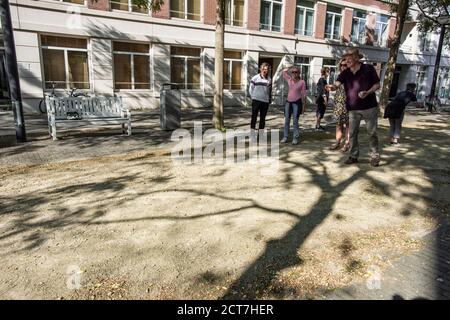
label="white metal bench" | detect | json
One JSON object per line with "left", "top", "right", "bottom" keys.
{"left": 46, "top": 96, "right": 131, "bottom": 140}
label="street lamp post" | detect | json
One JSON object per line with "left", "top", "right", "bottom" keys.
{"left": 0, "top": 0, "right": 26, "bottom": 142}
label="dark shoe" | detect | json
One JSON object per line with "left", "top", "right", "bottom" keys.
{"left": 329, "top": 142, "right": 340, "bottom": 150}
{"left": 344, "top": 157, "right": 358, "bottom": 165}
{"left": 370, "top": 156, "right": 380, "bottom": 167}
{"left": 318, "top": 126, "right": 325, "bottom": 131}
{"left": 340, "top": 144, "right": 350, "bottom": 153}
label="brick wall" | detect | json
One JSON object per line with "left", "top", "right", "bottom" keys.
{"left": 87, "top": 0, "right": 109, "bottom": 11}
{"left": 387, "top": 17, "right": 397, "bottom": 46}
{"left": 247, "top": 0, "right": 260, "bottom": 31}
{"left": 284, "top": 0, "right": 296, "bottom": 36}
{"left": 342, "top": 8, "right": 353, "bottom": 43}
{"left": 204, "top": 0, "right": 216, "bottom": 25}
{"left": 152, "top": 0, "right": 170, "bottom": 19}
{"left": 314, "top": 2, "right": 327, "bottom": 40}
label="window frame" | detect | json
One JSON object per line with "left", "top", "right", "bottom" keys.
{"left": 374, "top": 15, "right": 389, "bottom": 47}
{"left": 225, "top": 0, "right": 245, "bottom": 27}
{"left": 223, "top": 51, "right": 244, "bottom": 91}
{"left": 260, "top": 0, "right": 284, "bottom": 32}
{"left": 40, "top": 35, "right": 91, "bottom": 91}
{"left": 170, "top": 46, "right": 202, "bottom": 90}
{"left": 294, "top": 0, "right": 314, "bottom": 36}
{"left": 112, "top": 41, "right": 152, "bottom": 91}
{"left": 57, "top": 0, "right": 87, "bottom": 5}
{"left": 170, "top": 0, "right": 202, "bottom": 21}
{"left": 110, "top": 0, "right": 150, "bottom": 14}
{"left": 293, "top": 56, "right": 311, "bottom": 93}
{"left": 322, "top": 59, "right": 337, "bottom": 84}
{"left": 415, "top": 65, "right": 428, "bottom": 101}
{"left": 351, "top": 11, "right": 367, "bottom": 44}
{"left": 325, "top": 7, "right": 343, "bottom": 40}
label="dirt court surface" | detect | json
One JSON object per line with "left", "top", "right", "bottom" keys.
{"left": 0, "top": 110, "right": 449, "bottom": 299}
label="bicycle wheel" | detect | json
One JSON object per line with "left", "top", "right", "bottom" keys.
{"left": 38, "top": 99, "right": 47, "bottom": 114}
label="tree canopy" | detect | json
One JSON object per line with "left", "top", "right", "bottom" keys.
{"left": 414, "top": 0, "right": 450, "bottom": 47}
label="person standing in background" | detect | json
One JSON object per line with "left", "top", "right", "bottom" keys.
{"left": 315, "top": 68, "right": 329, "bottom": 131}
{"left": 280, "top": 65, "right": 307, "bottom": 145}
{"left": 249, "top": 63, "right": 272, "bottom": 134}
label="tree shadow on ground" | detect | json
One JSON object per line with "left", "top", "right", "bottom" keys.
{"left": 0, "top": 108, "right": 449, "bottom": 299}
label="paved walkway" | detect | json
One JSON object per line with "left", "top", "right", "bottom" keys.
{"left": 0, "top": 105, "right": 334, "bottom": 166}
{"left": 321, "top": 221, "right": 450, "bottom": 300}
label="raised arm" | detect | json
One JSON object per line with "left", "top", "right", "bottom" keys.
{"left": 282, "top": 68, "right": 291, "bottom": 81}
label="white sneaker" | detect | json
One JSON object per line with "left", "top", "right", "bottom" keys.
{"left": 292, "top": 138, "right": 299, "bottom": 145}
{"left": 280, "top": 137, "right": 288, "bottom": 143}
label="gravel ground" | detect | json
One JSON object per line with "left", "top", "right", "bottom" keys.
{"left": 0, "top": 109, "right": 448, "bottom": 299}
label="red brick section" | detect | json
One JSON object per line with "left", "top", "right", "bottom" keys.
{"left": 87, "top": 0, "right": 109, "bottom": 11}
{"left": 345, "top": 0, "right": 391, "bottom": 12}
{"left": 387, "top": 17, "right": 397, "bottom": 46}
{"left": 284, "top": 0, "right": 296, "bottom": 35}
{"left": 342, "top": 8, "right": 353, "bottom": 43}
{"left": 153, "top": 0, "right": 170, "bottom": 19}
{"left": 247, "top": 0, "right": 260, "bottom": 31}
{"left": 314, "top": 2, "right": 327, "bottom": 40}
{"left": 204, "top": 0, "right": 216, "bottom": 25}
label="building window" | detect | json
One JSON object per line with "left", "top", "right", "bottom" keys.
{"left": 59, "top": 0, "right": 85, "bottom": 4}
{"left": 223, "top": 51, "right": 243, "bottom": 90}
{"left": 416, "top": 66, "right": 427, "bottom": 100}
{"left": 325, "top": 5, "right": 342, "bottom": 40}
{"left": 295, "top": 0, "right": 314, "bottom": 36}
{"left": 170, "top": 0, "right": 201, "bottom": 21}
{"left": 351, "top": 10, "right": 366, "bottom": 43}
{"left": 113, "top": 42, "right": 150, "bottom": 90}
{"left": 170, "top": 46, "right": 201, "bottom": 89}
{"left": 294, "top": 56, "right": 311, "bottom": 90}
{"left": 260, "top": 0, "right": 283, "bottom": 32}
{"left": 323, "top": 59, "right": 337, "bottom": 84}
{"left": 225, "top": 0, "right": 245, "bottom": 27}
{"left": 374, "top": 14, "right": 389, "bottom": 47}
{"left": 419, "top": 32, "right": 431, "bottom": 52}
{"left": 41, "top": 35, "right": 90, "bottom": 90}
{"left": 437, "top": 67, "right": 450, "bottom": 99}
{"left": 111, "top": 0, "right": 148, "bottom": 13}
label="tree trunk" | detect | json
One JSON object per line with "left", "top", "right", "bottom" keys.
{"left": 379, "top": 0, "right": 409, "bottom": 114}
{"left": 429, "top": 24, "right": 446, "bottom": 99}
{"left": 213, "top": 0, "right": 225, "bottom": 130}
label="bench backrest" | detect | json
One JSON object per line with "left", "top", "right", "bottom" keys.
{"left": 46, "top": 97, "right": 124, "bottom": 119}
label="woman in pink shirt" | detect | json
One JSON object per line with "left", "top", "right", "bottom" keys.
{"left": 281, "top": 66, "right": 307, "bottom": 145}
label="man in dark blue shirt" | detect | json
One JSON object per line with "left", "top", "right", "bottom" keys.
{"left": 384, "top": 83, "right": 418, "bottom": 144}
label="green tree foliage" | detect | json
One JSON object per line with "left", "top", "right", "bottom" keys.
{"left": 414, "top": 0, "right": 450, "bottom": 48}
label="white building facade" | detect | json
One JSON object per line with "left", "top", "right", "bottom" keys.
{"left": 2, "top": 0, "right": 450, "bottom": 113}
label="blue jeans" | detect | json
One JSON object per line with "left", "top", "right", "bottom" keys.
{"left": 283, "top": 102, "right": 300, "bottom": 139}
{"left": 389, "top": 111, "right": 405, "bottom": 139}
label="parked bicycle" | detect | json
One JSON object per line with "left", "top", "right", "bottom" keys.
{"left": 39, "top": 83, "right": 89, "bottom": 114}
{"left": 423, "top": 95, "right": 442, "bottom": 113}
